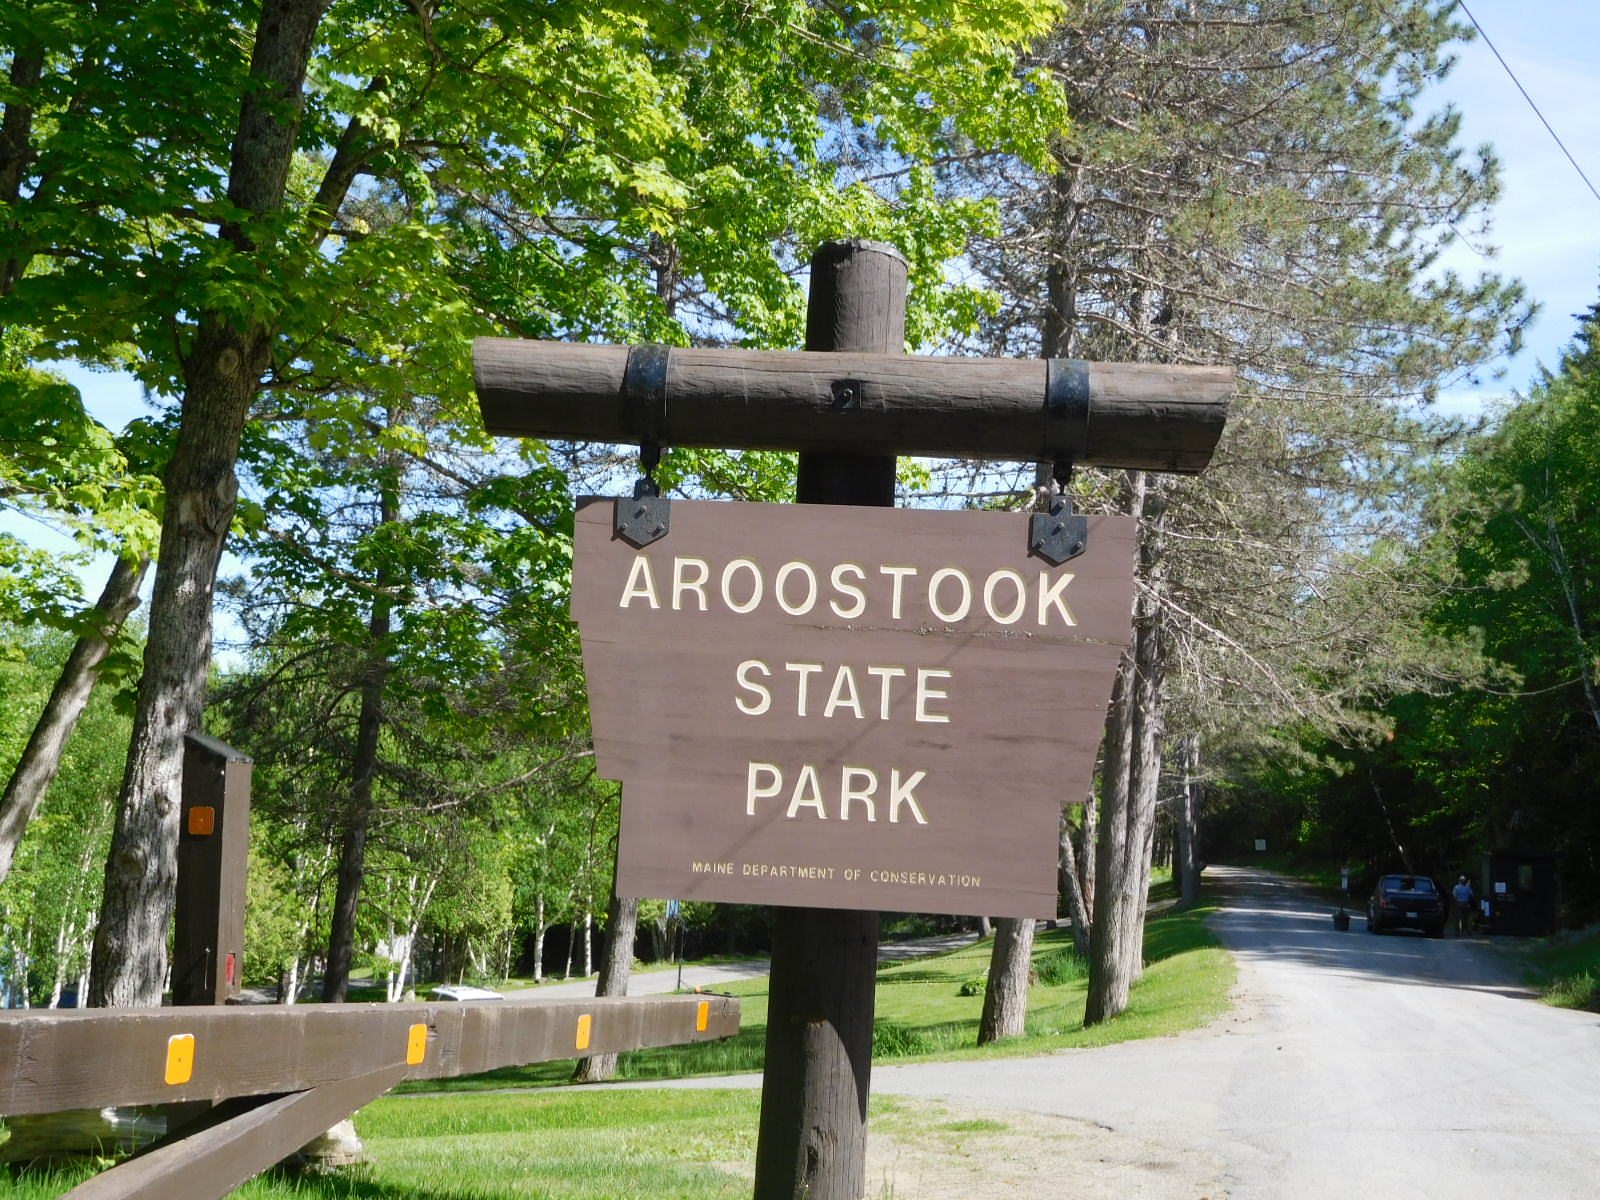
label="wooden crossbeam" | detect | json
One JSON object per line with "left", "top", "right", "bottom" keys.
{"left": 60, "top": 1064, "right": 408, "bottom": 1200}
{"left": 0, "top": 993, "right": 737, "bottom": 1117}
{"left": 473, "top": 339, "right": 1233, "bottom": 472}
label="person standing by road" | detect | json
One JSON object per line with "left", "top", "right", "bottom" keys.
{"left": 1450, "top": 875, "right": 1475, "bottom": 936}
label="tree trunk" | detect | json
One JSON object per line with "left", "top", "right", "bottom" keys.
{"left": 1085, "top": 476, "right": 1168, "bottom": 1022}
{"left": 320, "top": 614, "right": 390, "bottom": 1002}
{"left": 1, "top": 49, "right": 44, "bottom": 294}
{"left": 977, "top": 916, "right": 1035, "bottom": 1043}
{"left": 1174, "top": 733, "right": 1202, "bottom": 908}
{"left": 531, "top": 895, "right": 546, "bottom": 983}
{"left": 88, "top": 0, "right": 328, "bottom": 1010}
{"left": 1124, "top": 491, "right": 1170, "bottom": 985}
{"left": 321, "top": 445, "right": 398, "bottom": 1002}
{"left": 321, "top": 809, "right": 370, "bottom": 1002}
{"left": 89, "top": 344, "right": 257, "bottom": 1008}
{"left": 1084, "top": 648, "right": 1137, "bottom": 1026}
{"left": 0, "top": 554, "right": 148, "bottom": 886}
{"left": 1080, "top": 781, "right": 1097, "bottom": 920}
{"left": 1058, "top": 806, "right": 1091, "bottom": 957}
{"left": 571, "top": 886, "right": 639, "bottom": 1083}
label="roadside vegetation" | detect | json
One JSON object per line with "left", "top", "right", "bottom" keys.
{"left": 1519, "top": 926, "right": 1600, "bottom": 1011}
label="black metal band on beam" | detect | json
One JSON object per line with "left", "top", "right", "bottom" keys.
{"left": 1045, "top": 358, "right": 1092, "bottom": 463}
{"left": 622, "top": 344, "right": 671, "bottom": 446}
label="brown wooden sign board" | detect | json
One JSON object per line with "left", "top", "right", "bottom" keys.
{"left": 572, "top": 498, "right": 1136, "bottom": 919}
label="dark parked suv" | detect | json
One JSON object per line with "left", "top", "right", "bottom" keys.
{"left": 1366, "top": 874, "right": 1446, "bottom": 936}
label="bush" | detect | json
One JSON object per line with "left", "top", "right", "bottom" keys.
{"left": 957, "top": 971, "right": 987, "bottom": 996}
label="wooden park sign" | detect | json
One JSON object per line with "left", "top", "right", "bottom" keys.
{"left": 570, "top": 496, "right": 1137, "bottom": 918}
{"left": 475, "top": 239, "right": 1230, "bottom": 1200}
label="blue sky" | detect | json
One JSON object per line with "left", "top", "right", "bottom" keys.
{"left": 1430, "top": 0, "right": 1600, "bottom": 407}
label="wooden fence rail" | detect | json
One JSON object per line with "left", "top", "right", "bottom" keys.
{"left": 0, "top": 992, "right": 738, "bottom": 1200}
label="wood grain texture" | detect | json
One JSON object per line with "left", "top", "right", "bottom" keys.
{"left": 0, "top": 993, "right": 738, "bottom": 1116}
{"left": 572, "top": 497, "right": 1136, "bottom": 919}
{"left": 473, "top": 338, "right": 1232, "bottom": 471}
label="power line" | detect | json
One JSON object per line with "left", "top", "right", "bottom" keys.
{"left": 1457, "top": 1, "right": 1600, "bottom": 207}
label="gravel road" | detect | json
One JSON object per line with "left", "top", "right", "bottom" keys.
{"left": 865, "top": 865, "right": 1600, "bottom": 1198}
{"left": 606, "top": 865, "right": 1600, "bottom": 1198}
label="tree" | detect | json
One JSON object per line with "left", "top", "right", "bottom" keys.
{"left": 1384, "top": 297, "right": 1600, "bottom": 921}
{"left": 0, "top": 368, "right": 159, "bottom": 884}
{"left": 4, "top": 0, "right": 1069, "bottom": 1008}
{"left": 0, "top": 629, "right": 128, "bottom": 1007}
{"left": 942, "top": 0, "right": 1529, "bottom": 1023}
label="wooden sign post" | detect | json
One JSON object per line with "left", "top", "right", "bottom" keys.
{"left": 754, "top": 240, "right": 902, "bottom": 1200}
{"left": 473, "top": 241, "right": 1231, "bottom": 1200}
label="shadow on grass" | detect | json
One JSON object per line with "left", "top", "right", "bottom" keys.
{"left": 874, "top": 968, "right": 954, "bottom": 985}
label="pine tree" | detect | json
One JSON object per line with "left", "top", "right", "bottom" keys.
{"left": 954, "top": 0, "right": 1531, "bottom": 1023}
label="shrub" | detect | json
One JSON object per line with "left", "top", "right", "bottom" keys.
{"left": 957, "top": 971, "right": 987, "bottom": 996}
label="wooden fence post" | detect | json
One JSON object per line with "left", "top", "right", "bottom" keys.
{"left": 172, "top": 732, "right": 252, "bottom": 1008}
{"left": 751, "top": 240, "right": 904, "bottom": 1200}
{"left": 168, "top": 733, "right": 252, "bottom": 1140}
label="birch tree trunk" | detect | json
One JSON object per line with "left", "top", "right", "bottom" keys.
{"left": 0, "top": 554, "right": 147, "bottom": 886}
{"left": 532, "top": 895, "right": 546, "bottom": 984}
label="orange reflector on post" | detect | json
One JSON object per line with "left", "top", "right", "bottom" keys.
{"left": 575, "top": 1014, "right": 592, "bottom": 1051}
{"left": 165, "top": 1034, "right": 195, "bottom": 1085}
{"left": 696, "top": 1001, "right": 709, "bottom": 1032}
{"left": 406, "top": 1023, "right": 428, "bottom": 1066}
{"left": 186, "top": 806, "right": 215, "bottom": 836}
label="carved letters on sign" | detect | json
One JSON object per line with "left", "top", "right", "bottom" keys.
{"left": 571, "top": 498, "right": 1137, "bottom": 919}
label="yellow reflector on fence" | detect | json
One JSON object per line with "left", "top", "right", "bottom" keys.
{"left": 165, "top": 1034, "right": 195, "bottom": 1086}
{"left": 696, "top": 1001, "right": 709, "bottom": 1032}
{"left": 576, "top": 1014, "right": 592, "bottom": 1051}
{"left": 406, "top": 1023, "right": 428, "bottom": 1065}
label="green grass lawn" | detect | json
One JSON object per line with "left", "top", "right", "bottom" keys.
{"left": 406, "top": 901, "right": 1233, "bottom": 1091}
{"left": 5, "top": 904, "right": 1235, "bottom": 1199}
{"left": 2, "top": 1090, "right": 765, "bottom": 1200}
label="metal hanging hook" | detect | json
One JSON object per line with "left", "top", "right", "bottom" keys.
{"left": 1029, "top": 459, "right": 1089, "bottom": 564}
{"left": 617, "top": 440, "right": 671, "bottom": 547}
